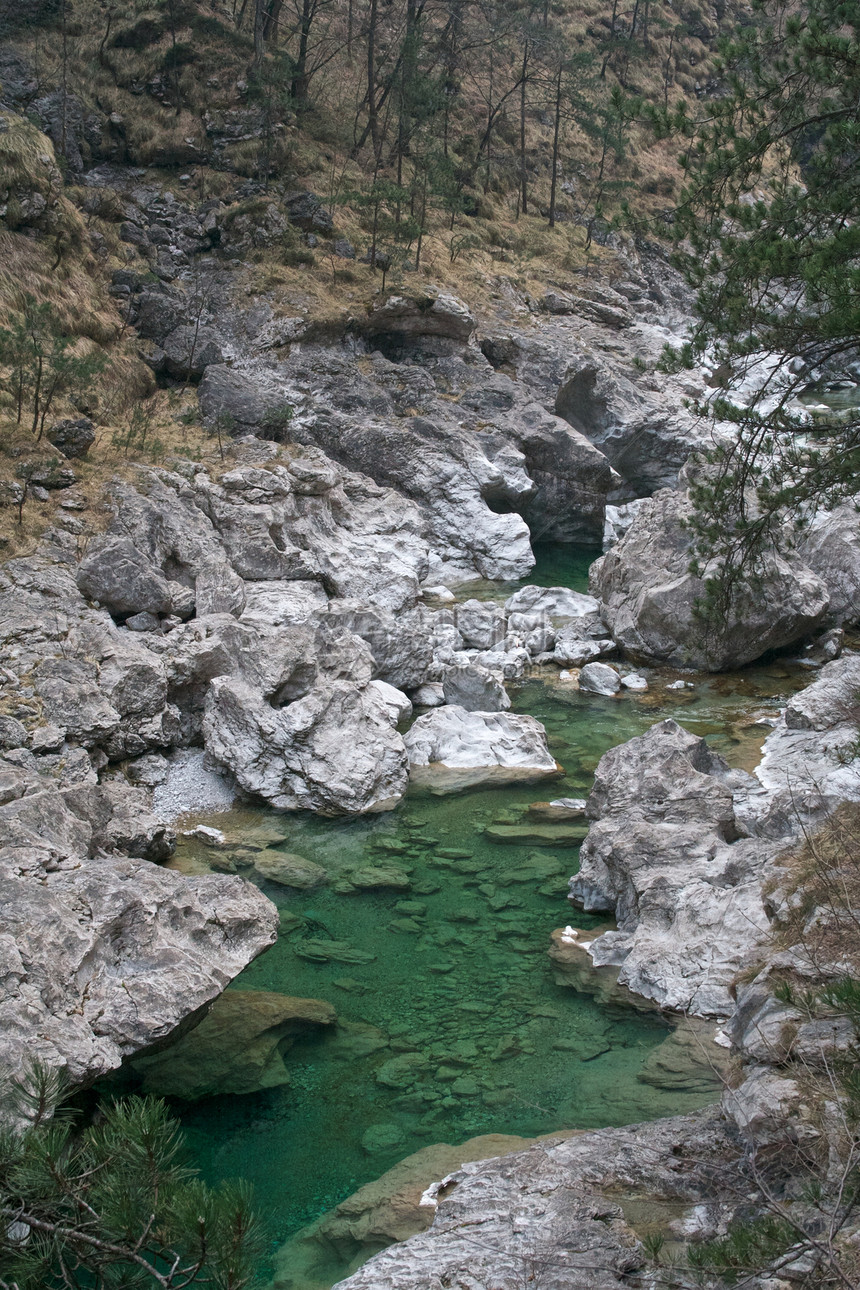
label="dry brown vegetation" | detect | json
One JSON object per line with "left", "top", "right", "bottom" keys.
{"left": 769, "top": 803, "right": 860, "bottom": 978}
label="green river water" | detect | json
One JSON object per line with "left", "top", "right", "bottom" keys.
{"left": 129, "top": 545, "right": 810, "bottom": 1287}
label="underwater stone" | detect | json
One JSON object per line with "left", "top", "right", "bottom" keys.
{"left": 252, "top": 850, "right": 328, "bottom": 888}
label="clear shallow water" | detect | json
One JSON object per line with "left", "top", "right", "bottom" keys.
{"left": 105, "top": 545, "right": 812, "bottom": 1286}
{"left": 449, "top": 542, "right": 600, "bottom": 602}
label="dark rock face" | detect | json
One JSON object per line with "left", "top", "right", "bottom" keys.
{"left": 198, "top": 365, "right": 275, "bottom": 435}
{"left": 554, "top": 355, "right": 700, "bottom": 495}
{"left": 30, "top": 90, "right": 103, "bottom": 173}
{"left": 157, "top": 324, "right": 224, "bottom": 380}
{"left": 46, "top": 418, "right": 96, "bottom": 459}
{"left": 283, "top": 190, "right": 334, "bottom": 234}
{"left": 131, "top": 990, "right": 337, "bottom": 1099}
{"left": 363, "top": 291, "right": 476, "bottom": 343}
{"left": 135, "top": 290, "right": 189, "bottom": 342}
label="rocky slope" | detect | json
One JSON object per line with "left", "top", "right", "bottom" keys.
{"left": 3, "top": 112, "right": 860, "bottom": 1284}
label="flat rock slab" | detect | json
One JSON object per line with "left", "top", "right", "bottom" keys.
{"left": 528, "top": 798, "right": 588, "bottom": 822}
{"left": 484, "top": 823, "right": 589, "bottom": 846}
{"left": 293, "top": 938, "right": 377, "bottom": 965}
{"left": 253, "top": 850, "right": 328, "bottom": 888}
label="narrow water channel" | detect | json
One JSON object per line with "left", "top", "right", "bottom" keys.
{"left": 125, "top": 547, "right": 811, "bottom": 1286}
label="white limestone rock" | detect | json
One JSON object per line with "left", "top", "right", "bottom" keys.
{"left": 441, "top": 663, "right": 510, "bottom": 712}
{"left": 203, "top": 675, "right": 409, "bottom": 815}
{"left": 404, "top": 706, "right": 559, "bottom": 792}
{"left": 578, "top": 662, "right": 621, "bottom": 695}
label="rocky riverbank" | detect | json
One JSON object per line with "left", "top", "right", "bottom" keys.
{"left": 328, "top": 654, "right": 860, "bottom": 1289}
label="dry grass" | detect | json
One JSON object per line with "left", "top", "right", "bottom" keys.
{"left": 0, "top": 386, "right": 232, "bottom": 554}
{"left": 768, "top": 803, "right": 860, "bottom": 976}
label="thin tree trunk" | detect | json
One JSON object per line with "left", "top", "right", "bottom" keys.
{"left": 367, "top": 0, "right": 380, "bottom": 162}
{"left": 415, "top": 167, "right": 428, "bottom": 267}
{"left": 484, "top": 43, "right": 493, "bottom": 191}
{"left": 264, "top": 0, "right": 283, "bottom": 43}
{"left": 30, "top": 354, "right": 43, "bottom": 437}
{"left": 253, "top": 0, "right": 266, "bottom": 71}
{"left": 290, "top": 0, "right": 313, "bottom": 99}
{"left": 663, "top": 29, "right": 675, "bottom": 109}
{"left": 518, "top": 41, "right": 529, "bottom": 217}
{"left": 600, "top": 0, "right": 619, "bottom": 78}
{"left": 396, "top": 0, "right": 418, "bottom": 192}
{"left": 548, "top": 61, "right": 562, "bottom": 228}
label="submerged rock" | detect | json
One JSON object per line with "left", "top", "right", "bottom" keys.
{"left": 131, "top": 990, "right": 336, "bottom": 1099}
{"left": 252, "top": 850, "right": 328, "bottom": 888}
{"left": 404, "top": 706, "right": 560, "bottom": 792}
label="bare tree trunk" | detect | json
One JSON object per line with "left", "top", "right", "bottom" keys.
{"left": 663, "top": 28, "right": 675, "bottom": 108}
{"left": 367, "top": 0, "right": 380, "bottom": 162}
{"left": 253, "top": 0, "right": 266, "bottom": 71}
{"left": 290, "top": 0, "right": 313, "bottom": 99}
{"left": 518, "top": 40, "right": 529, "bottom": 217}
{"left": 264, "top": 0, "right": 284, "bottom": 44}
{"left": 600, "top": 0, "right": 619, "bottom": 78}
{"left": 484, "top": 43, "right": 493, "bottom": 191}
{"left": 548, "top": 61, "right": 562, "bottom": 228}
{"left": 396, "top": 0, "right": 418, "bottom": 192}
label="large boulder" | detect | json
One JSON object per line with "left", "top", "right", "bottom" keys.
{"left": 591, "top": 489, "right": 830, "bottom": 670}
{"left": 195, "top": 560, "right": 246, "bottom": 618}
{"left": 363, "top": 290, "right": 475, "bottom": 343}
{"left": 0, "top": 816, "right": 278, "bottom": 1091}
{"left": 404, "top": 706, "right": 559, "bottom": 792}
{"left": 504, "top": 586, "right": 599, "bottom": 620}
{"left": 797, "top": 500, "right": 860, "bottom": 625}
{"left": 158, "top": 324, "right": 224, "bottom": 381}
{"left": 273, "top": 1133, "right": 539, "bottom": 1287}
{"left": 76, "top": 536, "right": 173, "bottom": 620}
{"left": 512, "top": 403, "right": 614, "bottom": 545}
{"left": 754, "top": 653, "right": 860, "bottom": 825}
{"left": 203, "top": 675, "right": 409, "bottom": 814}
{"left": 442, "top": 663, "right": 510, "bottom": 712}
{"left": 324, "top": 604, "right": 435, "bottom": 692}
{"left": 46, "top": 417, "right": 95, "bottom": 459}
{"left": 333, "top": 1109, "right": 734, "bottom": 1290}
{"left": 570, "top": 719, "right": 780, "bottom": 1015}
{"left": 452, "top": 599, "right": 506, "bottom": 650}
